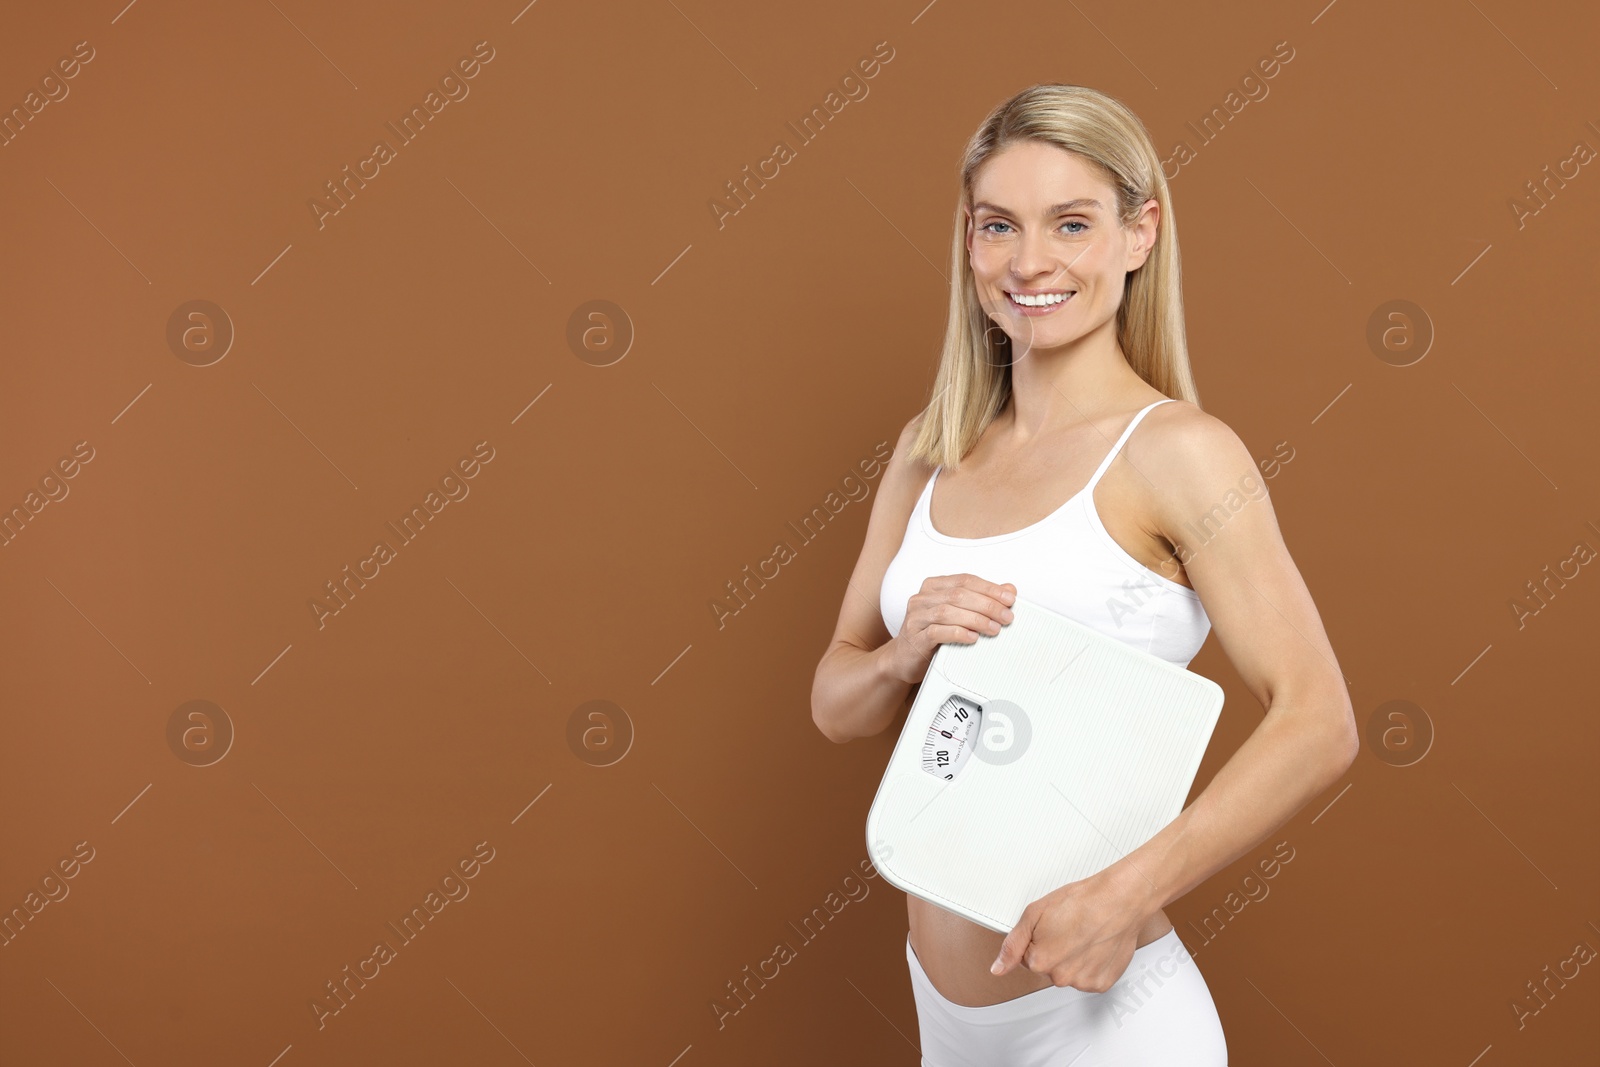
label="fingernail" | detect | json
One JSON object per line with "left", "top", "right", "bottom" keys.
{"left": 990, "top": 958, "right": 1003, "bottom": 974}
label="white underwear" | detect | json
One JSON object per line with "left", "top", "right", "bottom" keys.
{"left": 906, "top": 927, "right": 1228, "bottom": 1066}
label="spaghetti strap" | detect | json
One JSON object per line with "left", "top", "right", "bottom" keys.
{"left": 1084, "top": 398, "right": 1176, "bottom": 493}
{"left": 877, "top": 392, "right": 1209, "bottom": 652}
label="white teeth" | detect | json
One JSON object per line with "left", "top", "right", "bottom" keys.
{"left": 1008, "top": 291, "right": 1072, "bottom": 307}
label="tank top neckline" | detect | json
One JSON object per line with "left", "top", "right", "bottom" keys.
{"left": 919, "top": 397, "right": 1176, "bottom": 547}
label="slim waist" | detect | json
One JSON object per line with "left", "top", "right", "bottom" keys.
{"left": 905, "top": 928, "right": 1191, "bottom": 1027}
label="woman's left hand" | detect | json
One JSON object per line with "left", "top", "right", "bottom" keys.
{"left": 989, "top": 864, "right": 1159, "bottom": 992}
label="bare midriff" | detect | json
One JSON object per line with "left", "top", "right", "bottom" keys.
{"left": 907, "top": 898, "right": 1175, "bottom": 1007}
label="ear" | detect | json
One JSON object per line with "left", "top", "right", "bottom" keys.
{"left": 1127, "top": 198, "right": 1159, "bottom": 272}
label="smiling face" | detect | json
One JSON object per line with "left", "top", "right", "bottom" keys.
{"left": 965, "top": 139, "right": 1156, "bottom": 358}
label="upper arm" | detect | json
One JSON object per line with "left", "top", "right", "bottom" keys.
{"left": 1142, "top": 406, "right": 1352, "bottom": 728}
{"left": 816, "top": 414, "right": 931, "bottom": 666}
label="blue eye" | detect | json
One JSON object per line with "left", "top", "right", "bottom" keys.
{"left": 979, "top": 220, "right": 1087, "bottom": 235}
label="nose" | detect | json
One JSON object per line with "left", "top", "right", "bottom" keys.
{"left": 1010, "top": 226, "right": 1055, "bottom": 281}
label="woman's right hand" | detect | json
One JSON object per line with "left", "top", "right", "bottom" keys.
{"left": 886, "top": 575, "right": 1017, "bottom": 685}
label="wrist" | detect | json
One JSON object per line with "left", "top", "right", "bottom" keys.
{"left": 875, "top": 636, "right": 914, "bottom": 688}
{"left": 1105, "top": 853, "right": 1167, "bottom": 918}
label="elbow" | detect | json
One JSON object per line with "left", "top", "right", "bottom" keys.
{"left": 809, "top": 672, "right": 851, "bottom": 745}
{"left": 1340, "top": 714, "right": 1360, "bottom": 766}
{"left": 1323, "top": 697, "right": 1361, "bottom": 781}
{"left": 810, "top": 699, "right": 853, "bottom": 745}
{"left": 1329, "top": 726, "right": 1359, "bottom": 780}
{"left": 1304, "top": 727, "right": 1356, "bottom": 796}
{"left": 1277, "top": 678, "right": 1358, "bottom": 785}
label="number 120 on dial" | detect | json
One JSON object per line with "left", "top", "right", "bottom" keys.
{"left": 921, "top": 694, "right": 983, "bottom": 780}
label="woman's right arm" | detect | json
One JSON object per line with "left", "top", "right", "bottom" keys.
{"left": 810, "top": 416, "right": 1015, "bottom": 744}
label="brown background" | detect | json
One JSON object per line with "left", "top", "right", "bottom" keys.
{"left": 2, "top": 1, "right": 1597, "bottom": 1064}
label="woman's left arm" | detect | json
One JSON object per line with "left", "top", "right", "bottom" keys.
{"left": 993, "top": 408, "right": 1359, "bottom": 988}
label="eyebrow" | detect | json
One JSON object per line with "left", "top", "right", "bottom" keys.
{"left": 970, "top": 198, "right": 1102, "bottom": 216}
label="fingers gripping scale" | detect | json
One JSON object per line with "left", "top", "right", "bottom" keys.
{"left": 864, "top": 594, "right": 1225, "bottom": 934}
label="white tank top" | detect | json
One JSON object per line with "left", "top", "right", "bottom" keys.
{"left": 879, "top": 398, "right": 1210, "bottom": 669}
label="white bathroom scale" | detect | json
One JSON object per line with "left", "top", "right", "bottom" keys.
{"left": 864, "top": 594, "right": 1224, "bottom": 934}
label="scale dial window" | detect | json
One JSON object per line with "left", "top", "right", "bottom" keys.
{"left": 921, "top": 694, "right": 982, "bottom": 780}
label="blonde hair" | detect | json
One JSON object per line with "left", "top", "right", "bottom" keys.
{"left": 907, "top": 83, "right": 1200, "bottom": 469}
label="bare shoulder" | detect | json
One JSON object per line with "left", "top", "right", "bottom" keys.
{"left": 1129, "top": 398, "right": 1278, "bottom": 534}
{"left": 881, "top": 409, "right": 937, "bottom": 496}
{"left": 1136, "top": 399, "right": 1252, "bottom": 470}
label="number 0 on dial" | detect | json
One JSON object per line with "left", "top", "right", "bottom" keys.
{"left": 921, "top": 694, "right": 983, "bottom": 780}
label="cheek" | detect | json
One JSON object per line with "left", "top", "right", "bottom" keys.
{"left": 969, "top": 246, "right": 1008, "bottom": 277}
{"left": 1063, "top": 238, "right": 1106, "bottom": 270}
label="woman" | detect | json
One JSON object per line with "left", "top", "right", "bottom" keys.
{"left": 810, "top": 84, "right": 1358, "bottom": 1065}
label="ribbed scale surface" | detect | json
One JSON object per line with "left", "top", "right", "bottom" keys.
{"left": 866, "top": 595, "right": 1223, "bottom": 932}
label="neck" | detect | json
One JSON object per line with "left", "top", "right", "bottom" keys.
{"left": 1001, "top": 316, "right": 1145, "bottom": 442}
